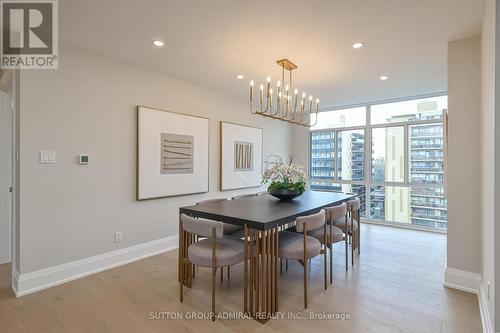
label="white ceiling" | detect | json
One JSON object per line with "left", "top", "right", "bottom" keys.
{"left": 60, "top": 0, "right": 484, "bottom": 108}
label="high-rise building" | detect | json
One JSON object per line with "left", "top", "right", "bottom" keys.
{"left": 409, "top": 123, "right": 447, "bottom": 229}
{"left": 311, "top": 99, "right": 447, "bottom": 230}
{"left": 383, "top": 100, "right": 447, "bottom": 229}
{"left": 310, "top": 130, "right": 366, "bottom": 215}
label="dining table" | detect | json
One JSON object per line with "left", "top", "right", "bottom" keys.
{"left": 178, "top": 190, "right": 356, "bottom": 322}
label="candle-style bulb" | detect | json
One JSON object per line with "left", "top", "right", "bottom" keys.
{"left": 250, "top": 80, "right": 254, "bottom": 86}
{"left": 302, "top": 92, "right": 306, "bottom": 98}
{"left": 278, "top": 91, "right": 282, "bottom": 98}
{"left": 309, "top": 95, "right": 313, "bottom": 101}
{"left": 277, "top": 80, "right": 281, "bottom": 87}
{"left": 285, "top": 84, "right": 289, "bottom": 91}
{"left": 269, "top": 88, "right": 273, "bottom": 94}
{"left": 260, "top": 84, "right": 264, "bottom": 90}
{"left": 294, "top": 88, "right": 298, "bottom": 95}
{"left": 316, "top": 98, "right": 319, "bottom": 104}
{"left": 266, "top": 76, "right": 271, "bottom": 83}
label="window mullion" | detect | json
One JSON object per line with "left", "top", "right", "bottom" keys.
{"left": 366, "top": 105, "right": 371, "bottom": 218}
{"left": 404, "top": 124, "right": 409, "bottom": 185}
{"left": 334, "top": 130, "right": 338, "bottom": 180}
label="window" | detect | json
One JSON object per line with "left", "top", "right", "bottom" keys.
{"left": 371, "top": 127, "right": 405, "bottom": 182}
{"left": 370, "top": 96, "right": 447, "bottom": 125}
{"left": 309, "top": 95, "right": 447, "bottom": 231}
{"left": 312, "top": 107, "right": 366, "bottom": 130}
{"left": 337, "top": 130, "right": 365, "bottom": 181}
{"left": 310, "top": 131, "right": 334, "bottom": 179}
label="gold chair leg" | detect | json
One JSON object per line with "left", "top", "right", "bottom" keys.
{"left": 228, "top": 266, "right": 230, "bottom": 280}
{"left": 323, "top": 224, "right": 327, "bottom": 290}
{"left": 220, "top": 267, "right": 223, "bottom": 282}
{"left": 244, "top": 225, "right": 248, "bottom": 314}
{"left": 179, "top": 223, "right": 183, "bottom": 303}
{"left": 358, "top": 211, "right": 361, "bottom": 255}
{"left": 304, "top": 259, "right": 308, "bottom": 309}
{"left": 345, "top": 214, "right": 348, "bottom": 272}
{"left": 212, "top": 265, "right": 216, "bottom": 321}
{"left": 303, "top": 224, "right": 308, "bottom": 309}
{"left": 329, "top": 223, "right": 333, "bottom": 284}
{"left": 211, "top": 227, "right": 216, "bottom": 321}
{"left": 351, "top": 214, "right": 354, "bottom": 266}
{"left": 351, "top": 233, "right": 354, "bottom": 266}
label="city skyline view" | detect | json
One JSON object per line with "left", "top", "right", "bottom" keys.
{"left": 309, "top": 95, "right": 447, "bottom": 230}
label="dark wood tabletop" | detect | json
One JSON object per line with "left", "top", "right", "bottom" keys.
{"left": 179, "top": 190, "right": 356, "bottom": 230}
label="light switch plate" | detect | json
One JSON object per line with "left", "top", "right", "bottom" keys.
{"left": 40, "top": 151, "right": 56, "bottom": 164}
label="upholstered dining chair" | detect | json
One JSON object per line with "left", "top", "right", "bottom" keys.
{"left": 332, "top": 197, "right": 361, "bottom": 267}
{"left": 323, "top": 203, "right": 348, "bottom": 278}
{"left": 179, "top": 214, "right": 245, "bottom": 321}
{"left": 231, "top": 193, "right": 257, "bottom": 199}
{"left": 196, "top": 198, "right": 243, "bottom": 280}
{"left": 278, "top": 209, "right": 327, "bottom": 309}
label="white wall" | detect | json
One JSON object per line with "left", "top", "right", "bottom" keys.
{"left": 446, "top": 36, "right": 481, "bottom": 274}
{"left": 17, "top": 45, "right": 292, "bottom": 275}
{"left": 292, "top": 126, "right": 309, "bottom": 173}
{"left": 481, "top": 0, "right": 497, "bottom": 328}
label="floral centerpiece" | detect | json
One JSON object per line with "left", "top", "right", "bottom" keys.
{"left": 262, "top": 155, "right": 307, "bottom": 200}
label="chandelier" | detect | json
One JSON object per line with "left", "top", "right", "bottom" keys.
{"left": 249, "top": 59, "right": 319, "bottom": 127}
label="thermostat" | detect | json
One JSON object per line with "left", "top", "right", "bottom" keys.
{"left": 78, "top": 154, "right": 90, "bottom": 165}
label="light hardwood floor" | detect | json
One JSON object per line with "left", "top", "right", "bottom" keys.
{"left": 0, "top": 224, "right": 482, "bottom": 333}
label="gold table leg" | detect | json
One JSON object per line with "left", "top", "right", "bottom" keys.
{"left": 244, "top": 226, "right": 279, "bottom": 323}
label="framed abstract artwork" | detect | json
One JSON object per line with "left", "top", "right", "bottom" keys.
{"left": 137, "top": 106, "right": 209, "bottom": 200}
{"left": 220, "top": 121, "right": 263, "bottom": 191}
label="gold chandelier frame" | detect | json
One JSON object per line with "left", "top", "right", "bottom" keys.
{"left": 249, "top": 59, "right": 319, "bottom": 127}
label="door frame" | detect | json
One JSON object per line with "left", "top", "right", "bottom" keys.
{"left": 0, "top": 69, "right": 18, "bottom": 289}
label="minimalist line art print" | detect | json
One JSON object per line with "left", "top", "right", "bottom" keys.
{"left": 160, "top": 133, "right": 194, "bottom": 174}
{"left": 234, "top": 141, "right": 253, "bottom": 171}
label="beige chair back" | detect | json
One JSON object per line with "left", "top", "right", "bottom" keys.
{"left": 347, "top": 197, "right": 361, "bottom": 212}
{"left": 295, "top": 209, "right": 325, "bottom": 233}
{"left": 181, "top": 214, "right": 223, "bottom": 238}
{"left": 325, "top": 202, "right": 347, "bottom": 222}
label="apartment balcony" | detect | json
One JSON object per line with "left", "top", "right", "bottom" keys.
{"left": 410, "top": 211, "right": 447, "bottom": 221}
{"left": 410, "top": 203, "right": 447, "bottom": 210}
{"left": 411, "top": 146, "right": 443, "bottom": 150}
{"left": 410, "top": 167, "right": 444, "bottom": 172}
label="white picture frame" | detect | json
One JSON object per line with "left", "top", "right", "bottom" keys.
{"left": 137, "top": 106, "right": 209, "bottom": 200}
{"left": 220, "top": 122, "right": 263, "bottom": 191}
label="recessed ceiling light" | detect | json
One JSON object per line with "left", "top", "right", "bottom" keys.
{"left": 152, "top": 40, "right": 164, "bottom": 47}
{"left": 380, "top": 75, "right": 389, "bottom": 81}
{"left": 236, "top": 74, "right": 244, "bottom": 80}
{"left": 352, "top": 42, "right": 365, "bottom": 49}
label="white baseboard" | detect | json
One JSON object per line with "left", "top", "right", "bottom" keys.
{"left": 443, "top": 266, "right": 495, "bottom": 333}
{"left": 478, "top": 279, "right": 494, "bottom": 333}
{"left": 14, "top": 235, "right": 178, "bottom": 297}
{"left": 11, "top": 269, "right": 19, "bottom": 295}
{"left": 443, "top": 266, "right": 481, "bottom": 294}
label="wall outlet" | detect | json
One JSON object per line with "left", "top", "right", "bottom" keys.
{"left": 114, "top": 231, "right": 123, "bottom": 243}
{"left": 487, "top": 281, "right": 491, "bottom": 300}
